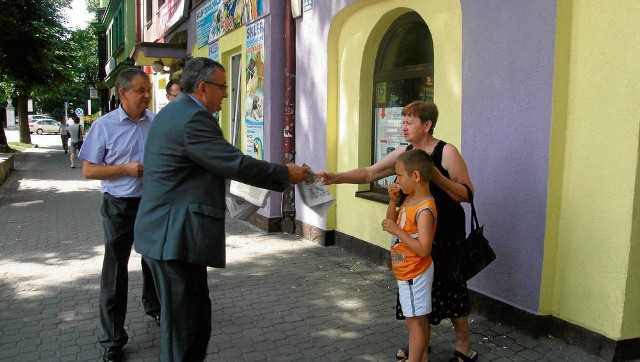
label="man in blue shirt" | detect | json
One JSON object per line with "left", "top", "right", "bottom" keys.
{"left": 79, "top": 68, "right": 161, "bottom": 362}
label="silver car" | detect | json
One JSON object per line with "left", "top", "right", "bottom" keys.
{"left": 29, "top": 119, "right": 61, "bottom": 134}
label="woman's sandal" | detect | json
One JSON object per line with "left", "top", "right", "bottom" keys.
{"left": 450, "top": 350, "right": 478, "bottom": 362}
{"left": 396, "top": 345, "right": 433, "bottom": 361}
{"left": 396, "top": 346, "right": 409, "bottom": 361}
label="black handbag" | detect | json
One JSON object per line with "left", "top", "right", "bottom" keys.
{"left": 454, "top": 185, "right": 496, "bottom": 282}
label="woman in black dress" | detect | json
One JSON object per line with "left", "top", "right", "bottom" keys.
{"left": 319, "top": 101, "right": 477, "bottom": 362}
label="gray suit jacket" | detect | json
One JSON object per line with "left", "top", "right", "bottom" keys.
{"left": 134, "top": 93, "right": 289, "bottom": 267}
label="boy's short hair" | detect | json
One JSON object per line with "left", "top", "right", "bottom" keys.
{"left": 396, "top": 149, "right": 434, "bottom": 182}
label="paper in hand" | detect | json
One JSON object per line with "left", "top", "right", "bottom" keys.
{"left": 296, "top": 169, "right": 334, "bottom": 215}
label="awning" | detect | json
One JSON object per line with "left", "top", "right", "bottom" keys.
{"left": 131, "top": 42, "right": 187, "bottom": 67}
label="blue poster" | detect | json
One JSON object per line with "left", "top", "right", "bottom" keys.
{"left": 195, "top": 0, "right": 215, "bottom": 48}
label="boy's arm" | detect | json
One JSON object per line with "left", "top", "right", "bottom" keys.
{"left": 393, "top": 209, "right": 434, "bottom": 257}
{"left": 385, "top": 183, "right": 401, "bottom": 220}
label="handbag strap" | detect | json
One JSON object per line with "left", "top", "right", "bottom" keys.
{"left": 462, "top": 184, "right": 480, "bottom": 230}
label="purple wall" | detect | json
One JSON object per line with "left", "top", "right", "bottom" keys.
{"left": 294, "top": 0, "right": 558, "bottom": 313}
{"left": 460, "top": 0, "right": 557, "bottom": 313}
{"left": 262, "top": 4, "right": 287, "bottom": 216}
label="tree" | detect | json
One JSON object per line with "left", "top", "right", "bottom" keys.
{"left": 0, "top": 0, "right": 75, "bottom": 145}
{"left": 34, "top": 27, "right": 99, "bottom": 122}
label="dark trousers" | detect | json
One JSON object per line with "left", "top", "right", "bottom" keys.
{"left": 99, "top": 193, "right": 161, "bottom": 348}
{"left": 61, "top": 134, "right": 68, "bottom": 151}
{"left": 143, "top": 256, "right": 211, "bottom": 361}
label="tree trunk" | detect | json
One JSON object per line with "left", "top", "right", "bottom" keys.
{"left": 17, "top": 94, "right": 32, "bottom": 144}
{"left": 0, "top": 125, "right": 7, "bottom": 152}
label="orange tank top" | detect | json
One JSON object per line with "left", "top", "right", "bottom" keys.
{"left": 390, "top": 196, "right": 437, "bottom": 281}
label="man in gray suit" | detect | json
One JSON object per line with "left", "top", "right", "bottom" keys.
{"left": 134, "top": 57, "right": 309, "bottom": 361}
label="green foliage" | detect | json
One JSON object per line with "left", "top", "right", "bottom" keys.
{"left": 86, "top": 0, "right": 100, "bottom": 14}
{"left": 0, "top": 0, "right": 74, "bottom": 95}
{"left": 0, "top": 0, "right": 99, "bottom": 121}
{"left": 35, "top": 27, "right": 100, "bottom": 120}
{"left": 0, "top": 0, "right": 76, "bottom": 143}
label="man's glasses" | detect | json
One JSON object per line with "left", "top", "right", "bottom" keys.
{"left": 203, "top": 81, "right": 228, "bottom": 90}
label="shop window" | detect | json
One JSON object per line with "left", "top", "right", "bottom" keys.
{"left": 145, "top": 0, "right": 152, "bottom": 27}
{"left": 371, "top": 12, "right": 433, "bottom": 193}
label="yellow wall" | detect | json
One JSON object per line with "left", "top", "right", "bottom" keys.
{"left": 547, "top": 0, "right": 640, "bottom": 340}
{"left": 326, "top": 0, "right": 462, "bottom": 248}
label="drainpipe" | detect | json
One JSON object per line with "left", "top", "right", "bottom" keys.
{"left": 281, "top": 0, "right": 296, "bottom": 234}
{"left": 136, "top": 1, "right": 141, "bottom": 44}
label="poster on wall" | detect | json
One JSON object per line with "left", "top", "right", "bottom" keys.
{"left": 154, "top": 75, "right": 172, "bottom": 112}
{"left": 196, "top": 1, "right": 215, "bottom": 48}
{"left": 208, "top": 0, "right": 244, "bottom": 43}
{"left": 208, "top": 41, "right": 220, "bottom": 61}
{"left": 157, "top": 0, "right": 187, "bottom": 37}
{"left": 245, "top": 19, "right": 265, "bottom": 160}
{"left": 244, "top": 0, "right": 264, "bottom": 21}
{"left": 375, "top": 107, "right": 407, "bottom": 187}
{"left": 197, "top": 0, "right": 265, "bottom": 48}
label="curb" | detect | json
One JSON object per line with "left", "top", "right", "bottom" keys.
{"left": 0, "top": 153, "right": 14, "bottom": 186}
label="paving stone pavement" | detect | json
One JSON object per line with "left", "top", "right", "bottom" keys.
{"left": 0, "top": 131, "right": 607, "bottom": 361}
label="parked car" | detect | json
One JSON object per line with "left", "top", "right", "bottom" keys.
{"left": 28, "top": 114, "right": 51, "bottom": 122}
{"left": 29, "top": 119, "right": 61, "bottom": 134}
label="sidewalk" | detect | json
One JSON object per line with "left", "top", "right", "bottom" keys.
{"left": 0, "top": 136, "right": 606, "bottom": 361}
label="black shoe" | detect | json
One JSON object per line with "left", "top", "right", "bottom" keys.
{"left": 103, "top": 346, "right": 123, "bottom": 362}
{"left": 155, "top": 314, "right": 161, "bottom": 327}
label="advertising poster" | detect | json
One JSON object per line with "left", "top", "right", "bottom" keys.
{"left": 208, "top": 0, "right": 245, "bottom": 42}
{"left": 198, "top": 0, "right": 265, "bottom": 48}
{"left": 375, "top": 107, "right": 407, "bottom": 187}
{"left": 208, "top": 40, "right": 220, "bottom": 61}
{"left": 155, "top": 75, "right": 171, "bottom": 112}
{"left": 157, "top": 0, "right": 187, "bottom": 36}
{"left": 245, "top": 0, "right": 264, "bottom": 21}
{"left": 245, "top": 19, "right": 265, "bottom": 160}
{"left": 196, "top": 0, "right": 215, "bottom": 48}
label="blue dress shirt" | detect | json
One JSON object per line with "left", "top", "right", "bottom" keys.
{"left": 79, "top": 107, "right": 154, "bottom": 198}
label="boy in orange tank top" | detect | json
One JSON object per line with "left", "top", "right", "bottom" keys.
{"left": 382, "top": 149, "right": 437, "bottom": 362}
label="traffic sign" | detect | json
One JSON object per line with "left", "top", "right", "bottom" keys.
{"left": 75, "top": 108, "right": 84, "bottom": 116}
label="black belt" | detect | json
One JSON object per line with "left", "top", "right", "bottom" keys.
{"left": 104, "top": 192, "right": 141, "bottom": 202}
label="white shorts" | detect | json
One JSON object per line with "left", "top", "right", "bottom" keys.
{"left": 397, "top": 264, "right": 434, "bottom": 318}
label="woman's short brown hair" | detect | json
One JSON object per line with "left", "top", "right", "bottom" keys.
{"left": 401, "top": 101, "right": 438, "bottom": 134}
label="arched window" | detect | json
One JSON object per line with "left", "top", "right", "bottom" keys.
{"left": 371, "top": 12, "right": 434, "bottom": 192}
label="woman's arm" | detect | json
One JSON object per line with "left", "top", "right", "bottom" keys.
{"left": 318, "top": 146, "right": 407, "bottom": 185}
{"left": 432, "top": 143, "right": 474, "bottom": 203}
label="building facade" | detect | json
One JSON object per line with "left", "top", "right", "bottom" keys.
{"left": 292, "top": 1, "right": 639, "bottom": 360}
{"left": 93, "top": 1, "right": 640, "bottom": 360}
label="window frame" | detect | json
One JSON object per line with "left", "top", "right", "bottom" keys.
{"left": 366, "top": 12, "right": 434, "bottom": 198}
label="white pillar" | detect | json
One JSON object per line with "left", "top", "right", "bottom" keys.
{"left": 5, "top": 99, "right": 15, "bottom": 128}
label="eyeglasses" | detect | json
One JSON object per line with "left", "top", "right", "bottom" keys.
{"left": 203, "top": 81, "right": 228, "bottom": 90}
{"left": 168, "top": 93, "right": 178, "bottom": 98}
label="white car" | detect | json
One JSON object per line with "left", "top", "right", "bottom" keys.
{"left": 28, "top": 114, "right": 51, "bottom": 122}
{"left": 29, "top": 119, "right": 61, "bottom": 134}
